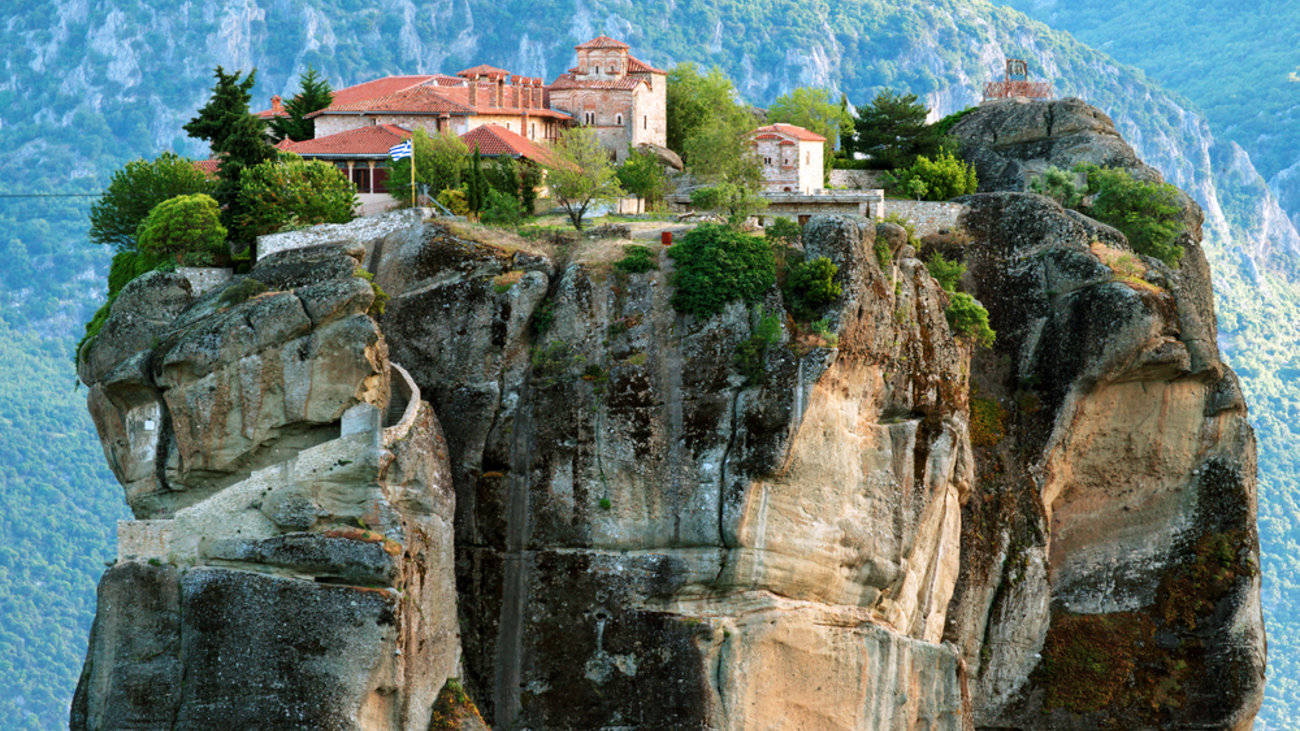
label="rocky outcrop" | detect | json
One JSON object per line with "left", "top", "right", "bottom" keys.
{"left": 73, "top": 99, "right": 1262, "bottom": 731}
{"left": 73, "top": 243, "right": 461, "bottom": 731}
{"left": 944, "top": 100, "right": 1265, "bottom": 729}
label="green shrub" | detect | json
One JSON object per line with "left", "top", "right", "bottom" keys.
{"left": 734, "top": 309, "right": 782, "bottom": 385}
{"left": 764, "top": 217, "right": 802, "bottom": 247}
{"left": 237, "top": 156, "right": 357, "bottom": 237}
{"left": 107, "top": 250, "right": 169, "bottom": 297}
{"left": 784, "top": 256, "right": 841, "bottom": 321}
{"left": 137, "top": 193, "right": 228, "bottom": 265}
{"left": 888, "top": 150, "right": 978, "bottom": 201}
{"left": 946, "top": 292, "right": 995, "bottom": 347}
{"left": 1076, "top": 164, "right": 1185, "bottom": 267}
{"left": 481, "top": 188, "right": 525, "bottom": 225}
{"left": 689, "top": 183, "right": 767, "bottom": 229}
{"left": 614, "top": 245, "right": 658, "bottom": 274}
{"left": 668, "top": 224, "right": 776, "bottom": 318}
{"left": 436, "top": 188, "right": 470, "bottom": 215}
{"left": 1030, "top": 166, "right": 1082, "bottom": 208}
{"left": 926, "top": 252, "right": 966, "bottom": 293}
{"left": 874, "top": 237, "right": 892, "bottom": 268}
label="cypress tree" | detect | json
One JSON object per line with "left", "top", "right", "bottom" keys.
{"left": 269, "top": 67, "right": 334, "bottom": 142}
{"left": 467, "top": 146, "right": 486, "bottom": 214}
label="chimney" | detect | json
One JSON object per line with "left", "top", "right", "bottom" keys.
{"left": 468, "top": 76, "right": 478, "bottom": 107}
{"left": 271, "top": 95, "right": 283, "bottom": 116}
{"left": 495, "top": 78, "right": 504, "bottom": 108}
{"left": 534, "top": 79, "right": 543, "bottom": 108}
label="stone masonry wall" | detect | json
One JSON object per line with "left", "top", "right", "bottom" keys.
{"left": 883, "top": 200, "right": 967, "bottom": 237}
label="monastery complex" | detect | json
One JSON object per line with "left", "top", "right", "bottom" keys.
{"left": 260, "top": 35, "right": 833, "bottom": 212}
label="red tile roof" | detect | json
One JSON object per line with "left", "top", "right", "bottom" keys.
{"left": 752, "top": 123, "right": 827, "bottom": 143}
{"left": 278, "top": 124, "right": 412, "bottom": 157}
{"left": 548, "top": 74, "right": 644, "bottom": 91}
{"left": 458, "top": 64, "right": 511, "bottom": 78}
{"left": 194, "top": 159, "right": 221, "bottom": 178}
{"left": 461, "top": 124, "right": 558, "bottom": 165}
{"left": 311, "top": 82, "right": 572, "bottom": 120}
{"left": 626, "top": 55, "right": 666, "bottom": 74}
{"left": 257, "top": 75, "right": 438, "bottom": 117}
{"left": 576, "top": 35, "right": 630, "bottom": 50}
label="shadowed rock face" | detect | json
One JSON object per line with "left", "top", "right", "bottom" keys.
{"left": 72, "top": 101, "right": 1261, "bottom": 731}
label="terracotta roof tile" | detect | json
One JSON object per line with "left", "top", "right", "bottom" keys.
{"left": 193, "top": 159, "right": 220, "bottom": 178}
{"left": 752, "top": 123, "right": 827, "bottom": 143}
{"left": 575, "top": 35, "right": 630, "bottom": 50}
{"left": 311, "top": 82, "right": 572, "bottom": 120}
{"left": 458, "top": 64, "right": 511, "bottom": 78}
{"left": 461, "top": 124, "right": 558, "bottom": 165}
{"left": 548, "top": 74, "right": 643, "bottom": 91}
{"left": 626, "top": 55, "right": 666, "bottom": 74}
{"left": 279, "top": 124, "right": 412, "bottom": 157}
{"left": 259, "top": 75, "right": 438, "bottom": 117}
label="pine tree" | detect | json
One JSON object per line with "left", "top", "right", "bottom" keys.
{"left": 185, "top": 67, "right": 276, "bottom": 243}
{"left": 849, "top": 89, "right": 942, "bottom": 170}
{"left": 269, "top": 67, "right": 334, "bottom": 142}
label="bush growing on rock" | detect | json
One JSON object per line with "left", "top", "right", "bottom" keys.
{"left": 784, "top": 256, "right": 841, "bottom": 321}
{"left": 614, "top": 245, "right": 659, "bottom": 274}
{"left": 137, "top": 193, "right": 227, "bottom": 265}
{"left": 668, "top": 224, "right": 776, "bottom": 318}
{"left": 89, "top": 152, "right": 216, "bottom": 252}
{"left": 481, "top": 188, "right": 525, "bottom": 225}
{"left": 946, "top": 291, "right": 995, "bottom": 347}
{"left": 926, "top": 252, "right": 966, "bottom": 292}
{"left": 1076, "top": 164, "right": 1185, "bottom": 267}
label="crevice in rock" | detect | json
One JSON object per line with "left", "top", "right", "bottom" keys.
{"left": 717, "top": 386, "right": 743, "bottom": 550}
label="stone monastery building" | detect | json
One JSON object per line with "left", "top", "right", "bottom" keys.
{"left": 751, "top": 123, "right": 826, "bottom": 195}
{"left": 262, "top": 35, "right": 667, "bottom": 200}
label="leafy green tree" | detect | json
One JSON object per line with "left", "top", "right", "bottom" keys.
{"left": 520, "top": 163, "right": 542, "bottom": 215}
{"left": 185, "top": 67, "right": 276, "bottom": 240}
{"left": 484, "top": 156, "right": 521, "bottom": 202}
{"left": 946, "top": 291, "right": 995, "bottom": 347}
{"left": 850, "top": 89, "right": 942, "bottom": 170}
{"left": 89, "top": 152, "right": 214, "bottom": 252}
{"left": 543, "top": 127, "right": 623, "bottom": 230}
{"left": 926, "top": 252, "right": 967, "bottom": 293}
{"left": 666, "top": 63, "right": 749, "bottom": 156}
{"left": 137, "top": 194, "right": 227, "bottom": 264}
{"left": 767, "top": 86, "right": 853, "bottom": 161}
{"left": 683, "top": 112, "right": 763, "bottom": 190}
{"left": 667, "top": 223, "right": 776, "bottom": 318}
{"left": 765, "top": 217, "right": 802, "bottom": 247}
{"left": 386, "top": 129, "right": 469, "bottom": 203}
{"left": 236, "top": 155, "right": 357, "bottom": 237}
{"left": 689, "top": 183, "right": 768, "bottom": 229}
{"left": 617, "top": 148, "right": 671, "bottom": 211}
{"left": 889, "top": 150, "right": 978, "bottom": 200}
{"left": 1077, "top": 164, "right": 1185, "bottom": 267}
{"left": 268, "top": 66, "right": 334, "bottom": 142}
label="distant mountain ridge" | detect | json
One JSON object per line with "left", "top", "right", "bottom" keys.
{"left": 1, "top": 1, "right": 1298, "bottom": 728}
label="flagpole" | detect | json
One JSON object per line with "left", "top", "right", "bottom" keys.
{"left": 410, "top": 137, "right": 416, "bottom": 209}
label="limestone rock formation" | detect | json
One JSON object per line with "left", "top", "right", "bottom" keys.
{"left": 72, "top": 99, "right": 1262, "bottom": 730}
{"left": 73, "top": 241, "right": 460, "bottom": 731}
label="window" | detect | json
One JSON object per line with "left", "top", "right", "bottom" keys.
{"left": 806, "top": 151, "right": 810, "bottom": 164}
{"left": 643, "top": 115, "right": 647, "bottom": 130}
{"left": 585, "top": 111, "right": 596, "bottom": 125}
{"left": 764, "top": 156, "right": 772, "bottom": 165}
{"left": 531, "top": 123, "right": 536, "bottom": 138}
{"left": 608, "top": 64, "right": 617, "bottom": 74}
{"left": 615, "top": 113, "right": 623, "bottom": 126}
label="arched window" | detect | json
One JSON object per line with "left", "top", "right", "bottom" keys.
{"left": 615, "top": 113, "right": 623, "bottom": 127}
{"left": 806, "top": 151, "right": 810, "bottom": 164}
{"left": 608, "top": 64, "right": 617, "bottom": 74}
{"left": 643, "top": 115, "right": 647, "bottom": 130}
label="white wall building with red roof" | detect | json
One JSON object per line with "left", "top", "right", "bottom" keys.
{"left": 751, "top": 123, "right": 826, "bottom": 194}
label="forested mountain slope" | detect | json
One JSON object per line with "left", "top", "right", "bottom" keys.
{"left": 0, "top": 0, "right": 1295, "bottom": 727}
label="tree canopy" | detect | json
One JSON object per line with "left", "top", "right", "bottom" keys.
{"left": 543, "top": 128, "right": 622, "bottom": 230}
{"left": 849, "top": 89, "right": 943, "bottom": 170}
{"left": 136, "top": 193, "right": 227, "bottom": 264}
{"left": 268, "top": 67, "right": 334, "bottom": 142}
{"left": 236, "top": 155, "right": 357, "bottom": 237}
{"left": 385, "top": 128, "right": 468, "bottom": 204}
{"left": 88, "top": 152, "right": 214, "bottom": 252}
{"left": 665, "top": 63, "right": 754, "bottom": 162}
{"left": 617, "top": 148, "right": 671, "bottom": 211}
{"left": 766, "top": 86, "right": 853, "bottom": 161}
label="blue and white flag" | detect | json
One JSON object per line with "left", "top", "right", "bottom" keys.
{"left": 389, "top": 140, "right": 413, "bottom": 161}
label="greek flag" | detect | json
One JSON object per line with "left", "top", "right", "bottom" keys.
{"left": 389, "top": 140, "right": 413, "bottom": 160}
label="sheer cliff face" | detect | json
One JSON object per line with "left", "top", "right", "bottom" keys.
{"left": 947, "top": 99, "right": 1265, "bottom": 728}
{"left": 73, "top": 100, "right": 1261, "bottom": 730}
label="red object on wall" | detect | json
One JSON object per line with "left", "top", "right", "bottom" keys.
{"left": 661, "top": 231, "right": 672, "bottom": 247}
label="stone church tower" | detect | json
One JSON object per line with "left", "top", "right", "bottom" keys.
{"left": 548, "top": 36, "right": 668, "bottom": 161}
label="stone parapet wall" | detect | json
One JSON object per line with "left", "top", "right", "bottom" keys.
{"left": 884, "top": 200, "right": 967, "bottom": 237}
{"left": 257, "top": 209, "right": 423, "bottom": 262}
